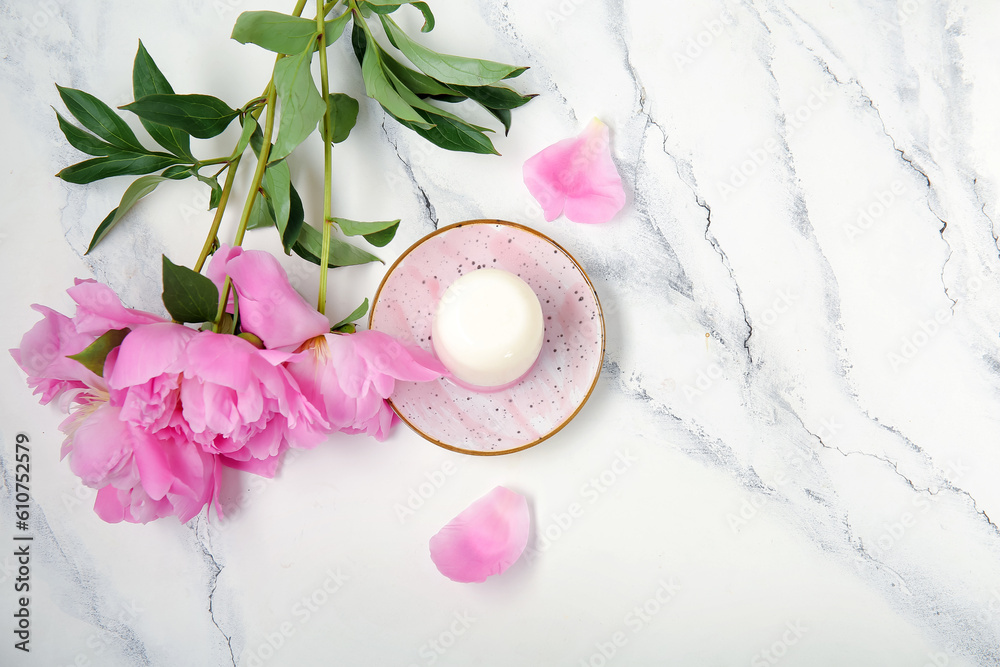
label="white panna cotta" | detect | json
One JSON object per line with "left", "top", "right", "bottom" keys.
{"left": 432, "top": 269, "right": 544, "bottom": 390}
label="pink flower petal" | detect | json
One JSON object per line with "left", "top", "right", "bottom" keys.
{"left": 10, "top": 305, "right": 101, "bottom": 403}
{"left": 94, "top": 486, "right": 128, "bottom": 523}
{"left": 429, "top": 486, "right": 530, "bottom": 583}
{"left": 107, "top": 323, "right": 194, "bottom": 388}
{"left": 285, "top": 331, "right": 445, "bottom": 440}
{"left": 205, "top": 244, "right": 244, "bottom": 293}
{"left": 219, "top": 452, "right": 283, "bottom": 478}
{"left": 523, "top": 118, "right": 626, "bottom": 224}
{"left": 68, "top": 279, "right": 166, "bottom": 334}
{"left": 224, "top": 249, "right": 331, "bottom": 349}
{"left": 66, "top": 404, "right": 133, "bottom": 488}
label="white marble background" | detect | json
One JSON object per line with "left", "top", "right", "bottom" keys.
{"left": 1, "top": 0, "right": 999, "bottom": 665}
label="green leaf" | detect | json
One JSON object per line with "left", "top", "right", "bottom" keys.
{"left": 446, "top": 83, "right": 535, "bottom": 110}
{"left": 364, "top": 1, "right": 434, "bottom": 31}
{"left": 292, "top": 224, "right": 382, "bottom": 268}
{"left": 246, "top": 190, "right": 275, "bottom": 230}
{"left": 232, "top": 11, "right": 349, "bottom": 55}
{"left": 358, "top": 26, "right": 432, "bottom": 128}
{"left": 132, "top": 41, "right": 193, "bottom": 158}
{"left": 58, "top": 152, "right": 182, "bottom": 184}
{"left": 327, "top": 93, "right": 359, "bottom": 143}
{"left": 411, "top": 2, "right": 435, "bottom": 32}
{"left": 87, "top": 174, "right": 168, "bottom": 252}
{"left": 271, "top": 42, "right": 325, "bottom": 161}
{"left": 485, "top": 106, "right": 512, "bottom": 135}
{"left": 398, "top": 108, "right": 498, "bottom": 154}
{"left": 231, "top": 115, "right": 258, "bottom": 159}
{"left": 379, "top": 15, "right": 522, "bottom": 86}
{"left": 380, "top": 53, "right": 453, "bottom": 96}
{"left": 383, "top": 66, "right": 491, "bottom": 130}
{"left": 427, "top": 93, "right": 466, "bottom": 103}
{"left": 66, "top": 328, "right": 130, "bottom": 377}
{"left": 262, "top": 160, "right": 291, "bottom": 230}
{"left": 56, "top": 85, "right": 145, "bottom": 151}
{"left": 325, "top": 11, "right": 351, "bottom": 44}
{"left": 331, "top": 298, "right": 369, "bottom": 330}
{"left": 232, "top": 11, "right": 318, "bottom": 55}
{"left": 161, "top": 255, "right": 220, "bottom": 324}
{"left": 122, "top": 94, "right": 239, "bottom": 140}
{"left": 195, "top": 174, "right": 223, "bottom": 210}
{"left": 280, "top": 183, "right": 306, "bottom": 254}
{"left": 54, "top": 110, "right": 117, "bottom": 156}
{"left": 249, "top": 122, "right": 266, "bottom": 156}
{"left": 351, "top": 17, "right": 368, "bottom": 64}
{"left": 161, "top": 164, "right": 194, "bottom": 179}
{"left": 334, "top": 218, "right": 399, "bottom": 247}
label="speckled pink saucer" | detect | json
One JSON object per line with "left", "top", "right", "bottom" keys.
{"left": 369, "top": 220, "right": 605, "bottom": 455}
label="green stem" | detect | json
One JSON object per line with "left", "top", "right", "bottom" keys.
{"left": 193, "top": 157, "right": 241, "bottom": 273}
{"left": 233, "top": 84, "right": 277, "bottom": 248}
{"left": 211, "top": 0, "right": 310, "bottom": 329}
{"left": 316, "top": 0, "right": 334, "bottom": 315}
{"left": 195, "top": 156, "right": 231, "bottom": 169}
{"left": 211, "top": 82, "right": 278, "bottom": 330}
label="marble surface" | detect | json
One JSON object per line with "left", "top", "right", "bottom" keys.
{"left": 1, "top": 0, "right": 999, "bottom": 665}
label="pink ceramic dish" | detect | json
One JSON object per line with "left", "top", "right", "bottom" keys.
{"left": 369, "top": 220, "right": 605, "bottom": 455}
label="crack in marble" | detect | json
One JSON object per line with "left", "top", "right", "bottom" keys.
{"left": 194, "top": 519, "right": 236, "bottom": 667}
{"left": 0, "top": 455, "right": 153, "bottom": 665}
{"left": 805, "top": 420, "right": 937, "bottom": 497}
{"left": 815, "top": 64, "right": 958, "bottom": 313}
{"left": 943, "top": 483, "right": 1000, "bottom": 538}
{"left": 843, "top": 512, "right": 914, "bottom": 595}
{"left": 796, "top": 411, "right": 1000, "bottom": 540}
{"left": 700, "top": 198, "right": 755, "bottom": 364}
{"left": 610, "top": 0, "right": 754, "bottom": 364}
{"left": 973, "top": 177, "right": 1000, "bottom": 260}
{"left": 767, "top": 2, "right": 958, "bottom": 313}
{"left": 491, "top": 0, "right": 577, "bottom": 124}
{"left": 379, "top": 119, "right": 438, "bottom": 229}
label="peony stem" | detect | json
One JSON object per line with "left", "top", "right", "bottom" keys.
{"left": 193, "top": 155, "right": 241, "bottom": 273}
{"left": 211, "top": 0, "right": 310, "bottom": 330}
{"left": 232, "top": 82, "right": 276, "bottom": 248}
{"left": 317, "top": 0, "right": 334, "bottom": 315}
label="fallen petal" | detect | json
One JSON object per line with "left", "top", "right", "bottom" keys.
{"left": 523, "top": 118, "right": 625, "bottom": 224}
{"left": 429, "top": 486, "right": 530, "bottom": 583}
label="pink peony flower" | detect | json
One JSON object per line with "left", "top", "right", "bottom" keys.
{"left": 10, "top": 280, "right": 166, "bottom": 404}
{"left": 10, "top": 305, "right": 101, "bottom": 404}
{"left": 207, "top": 244, "right": 330, "bottom": 349}
{"left": 106, "top": 322, "right": 194, "bottom": 433}
{"left": 175, "top": 330, "right": 329, "bottom": 467}
{"left": 523, "top": 118, "right": 626, "bottom": 224}
{"left": 91, "top": 432, "right": 220, "bottom": 524}
{"left": 60, "top": 348, "right": 220, "bottom": 524}
{"left": 286, "top": 330, "right": 447, "bottom": 440}
{"left": 429, "top": 486, "right": 530, "bottom": 583}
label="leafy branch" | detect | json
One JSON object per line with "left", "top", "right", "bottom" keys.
{"left": 52, "top": 0, "right": 534, "bottom": 333}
